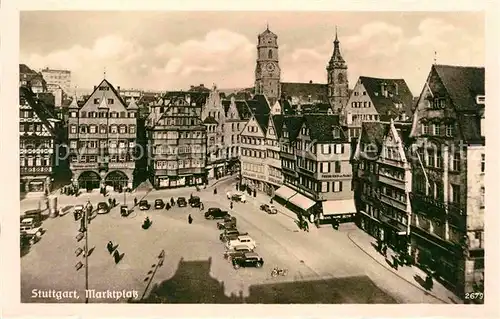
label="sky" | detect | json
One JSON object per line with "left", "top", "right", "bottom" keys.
{"left": 20, "top": 11, "right": 485, "bottom": 96}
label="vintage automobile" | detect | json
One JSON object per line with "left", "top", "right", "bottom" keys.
{"left": 23, "top": 209, "right": 43, "bottom": 224}
{"left": 204, "top": 207, "right": 230, "bottom": 220}
{"left": 177, "top": 197, "right": 187, "bottom": 207}
{"left": 225, "top": 235, "right": 257, "bottom": 250}
{"left": 73, "top": 205, "right": 84, "bottom": 220}
{"left": 260, "top": 204, "right": 278, "bottom": 214}
{"left": 189, "top": 196, "right": 201, "bottom": 207}
{"left": 217, "top": 216, "right": 237, "bottom": 230}
{"left": 97, "top": 202, "right": 110, "bottom": 214}
{"left": 139, "top": 200, "right": 151, "bottom": 210}
{"left": 223, "top": 245, "right": 253, "bottom": 260}
{"left": 120, "top": 205, "right": 131, "bottom": 217}
{"left": 226, "top": 192, "right": 247, "bottom": 203}
{"left": 20, "top": 217, "right": 44, "bottom": 239}
{"left": 232, "top": 252, "right": 264, "bottom": 269}
{"left": 219, "top": 228, "right": 248, "bottom": 242}
{"left": 154, "top": 199, "right": 165, "bottom": 209}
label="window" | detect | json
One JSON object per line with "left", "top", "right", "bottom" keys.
{"left": 333, "top": 181, "right": 343, "bottom": 192}
{"left": 433, "top": 98, "right": 445, "bottom": 109}
{"left": 110, "top": 125, "right": 118, "bottom": 134}
{"left": 322, "top": 144, "right": 331, "bottom": 154}
{"left": 94, "top": 98, "right": 100, "bottom": 104}
{"left": 129, "top": 125, "right": 136, "bottom": 134}
{"left": 70, "top": 111, "right": 77, "bottom": 118}
{"left": 480, "top": 187, "right": 485, "bottom": 208}
{"left": 70, "top": 125, "right": 77, "bottom": 134}
{"left": 333, "top": 128, "right": 340, "bottom": 138}
{"left": 422, "top": 124, "right": 430, "bottom": 135}
{"left": 80, "top": 111, "right": 87, "bottom": 118}
{"left": 268, "top": 49, "right": 273, "bottom": 59}
{"left": 119, "top": 125, "right": 127, "bottom": 134}
{"left": 335, "top": 161, "right": 341, "bottom": 173}
{"left": 451, "top": 184, "right": 460, "bottom": 204}
{"left": 99, "top": 125, "right": 107, "bottom": 134}
{"left": 427, "top": 149, "right": 435, "bottom": 167}
{"left": 452, "top": 153, "right": 460, "bottom": 171}
{"left": 334, "top": 144, "right": 344, "bottom": 154}
{"left": 89, "top": 125, "right": 97, "bottom": 134}
{"left": 436, "top": 150, "right": 442, "bottom": 168}
{"left": 433, "top": 124, "right": 441, "bottom": 135}
{"left": 70, "top": 141, "right": 77, "bottom": 149}
{"left": 481, "top": 154, "right": 485, "bottom": 173}
{"left": 107, "top": 98, "right": 114, "bottom": 104}
{"left": 445, "top": 124, "right": 454, "bottom": 137}
{"left": 321, "top": 162, "right": 330, "bottom": 173}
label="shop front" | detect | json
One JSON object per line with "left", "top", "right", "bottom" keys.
{"left": 273, "top": 185, "right": 297, "bottom": 205}
{"left": 27, "top": 179, "right": 46, "bottom": 193}
{"left": 380, "top": 217, "right": 409, "bottom": 254}
{"left": 320, "top": 199, "right": 356, "bottom": 225}
{"left": 77, "top": 171, "right": 101, "bottom": 190}
{"left": 357, "top": 209, "right": 381, "bottom": 239}
{"left": 288, "top": 192, "right": 316, "bottom": 219}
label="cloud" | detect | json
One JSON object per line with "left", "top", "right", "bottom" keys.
{"left": 408, "top": 18, "right": 457, "bottom": 47}
{"left": 343, "top": 21, "right": 404, "bottom": 57}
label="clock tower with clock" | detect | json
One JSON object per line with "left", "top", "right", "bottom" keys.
{"left": 327, "top": 28, "right": 349, "bottom": 113}
{"left": 254, "top": 25, "right": 281, "bottom": 104}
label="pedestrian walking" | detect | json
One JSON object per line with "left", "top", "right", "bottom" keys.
{"left": 188, "top": 214, "right": 193, "bottom": 224}
{"left": 107, "top": 241, "right": 113, "bottom": 254}
{"left": 113, "top": 250, "right": 121, "bottom": 264}
{"left": 134, "top": 197, "right": 138, "bottom": 206}
{"left": 213, "top": 187, "right": 217, "bottom": 195}
{"left": 230, "top": 201, "right": 233, "bottom": 210}
{"left": 113, "top": 198, "right": 116, "bottom": 206}
{"left": 200, "top": 202, "right": 204, "bottom": 211}
{"left": 382, "top": 244, "right": 388, "bottom": 257}
{"left": 166, "top": 203, "right": 170, "bottom": 210}
{"left": 392, "top": 255, "right": 399, "bottom": 270}
{"left": 170, "top": 197, "right": 175, "bottom": 206}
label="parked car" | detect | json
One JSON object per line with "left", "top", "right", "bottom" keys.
{"left": 23, "top": 209, "right": 43, "bottom": 224}
{"left": 205, "top": 207, "right": 230, "bottom": 219}
{"left": 189, "top": 196, "right": 201, "bottom": 207}
{"left": 219, "top": 228, "right": 248, "bottom": 242}
{"left": 154, "top": 199, "right": 165, "bottom": 209}
{"left": 223, "top": 245, "right": 253, "bottom": 260}
{"left": 139, "top": 200, "right": 151, "bottom": 210}
{"left": 225, "top": 235, "right": 257, "bottom": 250}
{"left": 20, "top": 217, "right": 43, "bottom": 238}
{"left": 177, "top": 197, "right": 187, "bottom": 207}
{"left": 226, "top": 191, "right": 247, "bottom": 203}
{"left": 232, "top": 252, "right": 264, "bottom": 269}
{"left": 260, "top": 204, "right": 278, "bottom": 214}
{"left": 217, "top": 216, "right": 237, "bottom": 230}
{"left": 97, "top": 202, "right": 110, "bottom": 214}
{"left": 120, "top": 205, "right": 130, "bottom": 217}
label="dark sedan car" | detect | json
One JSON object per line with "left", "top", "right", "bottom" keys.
{"left": 205, "top": 207, "right": 229, "bottom": 220}
{"left": 139, "top": 200, "right": 151, "bottom": 210}
{"left": 97, "top": 202, "right": 110, "bottom": 214}
{"left": 232, "top": 252, "right": 264, "bottom": 269}
{"left": 154, "top": 199, "right": 165, "bottom": 209}
{"left": 223, "top": 245, "right": 253, "bottom": 260}
{"left": 189, "top": 196, "right": 201, "bottom": 207}
{"left": 177, "top": 197, "right": 187, "bottom": 207}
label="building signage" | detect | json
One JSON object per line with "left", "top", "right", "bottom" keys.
{"left": 320, "top": 173, "right": 352, "bottom": 179}
{"left": 71, "top": 163, "right": 98, "bottom": 169}
{"left": 243, "top": 172, "right": 266, "bottom": 181}
{"left": 268, "top": 177, "right": 282, "bottom": 185}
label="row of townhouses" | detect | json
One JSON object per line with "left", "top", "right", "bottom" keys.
{"left": 18, "top": 26, "right": 484, "bottom": 299}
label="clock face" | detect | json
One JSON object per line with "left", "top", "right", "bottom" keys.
{"left": 266, "top": 63, "right": 276, "bottom": 72}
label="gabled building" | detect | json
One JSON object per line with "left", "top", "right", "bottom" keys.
{"left": 265, "top": 114, "right": 284, "bottom": 193}
{"left": 409, "top": 64, "right": 485, "bottom": 297}
{"left": 352, "top": 120, "right": 413, "bottom": 252}
{"left": 274, "top": 114, "right": 355, "bottom": 225}
{"left": 344, "top": 76, "right": 414, "bottom": 141}
{"left": 146, "top": 91, "right": 208, "bottom": 188}
{"left": 19, "top": 86, "right": 64, "bottom": 194}
{"left": 67, "top": 79, "right": 138, "bottom": 191}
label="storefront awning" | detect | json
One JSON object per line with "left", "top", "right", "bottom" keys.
{"left": 322, "top": 199, "right": 356, "bottom": 216}
{"left": 288, "top": 192, "right": 316, "bottom": 211}
{"left": 274, "top": 186, "right": 297, "bottom": 200}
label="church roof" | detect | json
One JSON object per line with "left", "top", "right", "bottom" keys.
{"left": 282, "top": 116, "right": 304, "bottom": 141}
{"left": 280, "top": 82, "right": 329, "bottom": 103}
{"left": 247, "top": 94, "right": 270, "bottom": 115}
{"left": 258, "top": 26, "right": 277, "bottom": 38}
{"left": 236, "top": 101, "right": 252, "bottom": 120}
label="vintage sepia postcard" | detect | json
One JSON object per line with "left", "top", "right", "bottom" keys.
{"left": 1, "top": 0, "right": 499, "bottom": 318}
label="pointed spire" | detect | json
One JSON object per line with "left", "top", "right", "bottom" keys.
{"left": 69, "top": 86, "right": 79, "bottom": 108}
{"left": 328, "top": 26, "right": 345, "bottom": 67}
{"left": 334, "top": 25, "right": 339, "bottom": 43}
{"left": 266, "top": 22, "right": 269, "bottom": 31}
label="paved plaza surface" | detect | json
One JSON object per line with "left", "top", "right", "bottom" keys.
{"left": 20, "top": 177, "right": 461, "bottom": 304}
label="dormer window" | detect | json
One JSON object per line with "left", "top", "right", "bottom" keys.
{"left": 333, "top": 127, "right": 340, "bottom": 138}
{"left": 476, "top": 95, "right": 485, "bottom": 104}
{"left": 433, "top": 98, "right": 445, "bottom": 109}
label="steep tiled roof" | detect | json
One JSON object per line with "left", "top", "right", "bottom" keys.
{"left": 138, "top": 93, "right": 158, "bottom": 106}
{"left": 20, "top": 86, "right": 57, "bottom": 137}
{"left": 254, "top": 114, "right": 270, "bottom": 133}
{"left": 303, "top": 114, "right": 347, "bottom": 142}
{"left": 360, "top": 77, "right": 414, "bottom": 121}
{"left": 280, "top": 99, "right": 295, "bottom": 115}
{"left": 272, "top": 114, "right": 285, "bottom": 138}
{"left": 235, "top": 101, "right": 252, "bottom": 120}
{"left": 301, "top": 103, "right": 332, "bottom": 114}
{"left": 394, "top": 122, "right": 413, "bottom": 147}
{"left": 247, "top": 94, "right": 270, "bottom": 115}
{"left": 434, "top": 65, "right": 485, "bottom": 112}
{"left": 359, "top": 121, "right": 390, "bottom": 157}
{"left": 280, "top": 82, "right": 328, "bottom": 103}
{"left": 282, "top": 116, "right": 304, "bottom": 141}
{"left": 188, "top": 85, "right": 211, "bottom": 93}
{"left": 222, "top": 100, "right": 231, "bottom": 114}
{"left": 203, "top": 116, "right": 218, "bottom": 124}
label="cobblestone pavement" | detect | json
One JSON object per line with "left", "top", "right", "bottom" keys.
{"left": 20, "top": 177, "right": 460, "bottom": 303}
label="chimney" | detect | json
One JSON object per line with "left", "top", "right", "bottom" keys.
{"left": 117, "top": 86, "right": 120, "bottom": 93}
{"left": 394, "top": 82, "right": 399, "bottom": 95}
{"left": 190, "top": 85, "right": 194, "bottom": 89}
{"left": 381, "top": 82, "right": 388, "bottom": 97}
{"left": 94, "top": 85, "right": 97, "bottom": 91}
{"left": 200, "top": 84, "right": 204, "bottom": 88}
{"left": 309, "top": 80, "right": 313, "bottom": 84}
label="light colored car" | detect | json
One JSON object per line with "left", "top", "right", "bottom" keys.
{"left": 20, "top": 218, "right": 43, "bottom": 238}
{"left": 227, "top": 191, "right": 247, "bottom": 203}
{"left": 225, "top": 235, "right": 256, "bottom": 250}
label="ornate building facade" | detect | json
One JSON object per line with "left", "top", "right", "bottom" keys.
{"left": 67, "top": 79, "right": 138, "bottom": 190}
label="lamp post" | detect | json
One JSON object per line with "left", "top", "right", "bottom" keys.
{"left": 83, "top": 201, "right": 92, "bottom": 303}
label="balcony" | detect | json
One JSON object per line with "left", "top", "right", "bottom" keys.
{"left": 378, "top": 174, "right": 406, "bottom": 189}
{"left": 447, "top": 201, "right": 466, "bottom": 229}
{"left": 409, "top": 192, "right": 446, "bottom": 215}
{"left": 380, "top": 194, "right": 407, "bottom": 212}
{"left": 108, "top": 162, "right": 135, "bottom": 170}
{"left": 20, "top": 166, "right": 52, "bottom": 174}
{"left": 378, "top": 157, "right": 405, "bottom": 168}
{"left": 70, "top": 162, "right": 99, "bottom": 170}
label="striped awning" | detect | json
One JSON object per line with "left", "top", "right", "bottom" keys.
{"left": 274, "top": 185, "right": 297, "bottom": 200}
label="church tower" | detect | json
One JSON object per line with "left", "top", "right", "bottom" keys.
{"left": 255, "top": 25, "right": 281, "bottom": 105}
{"left": 327, "top": 28, "right": 349, "bottom": 113}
